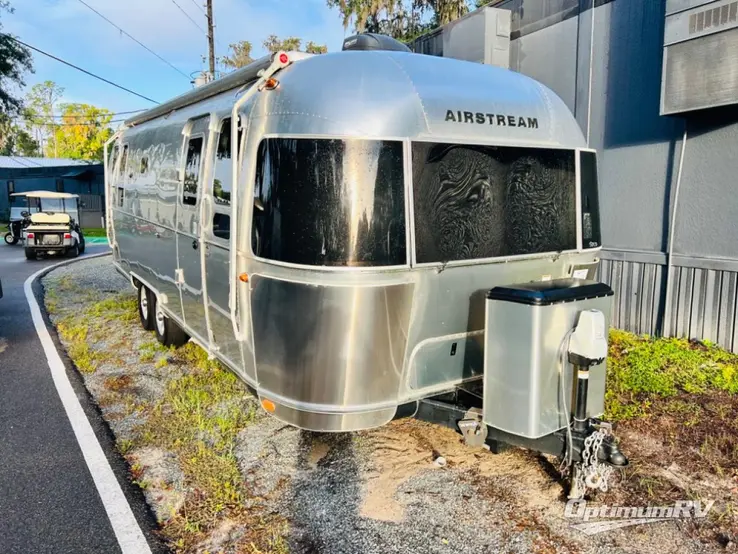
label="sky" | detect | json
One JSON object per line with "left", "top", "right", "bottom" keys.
{"left": 3, "top": 0, "right": 350, "bottom": 118}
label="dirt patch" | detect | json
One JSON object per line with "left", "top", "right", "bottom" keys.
{"left": 128, "top": 447, "right": 186, "bottom": 523}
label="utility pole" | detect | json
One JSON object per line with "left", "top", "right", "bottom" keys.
{"left": 206, "top": 0, "right": 216, "bottom": 81}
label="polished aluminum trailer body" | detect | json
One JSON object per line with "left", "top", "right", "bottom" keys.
{"left": 106, "top": 49, "right": 603, "bottom": 432}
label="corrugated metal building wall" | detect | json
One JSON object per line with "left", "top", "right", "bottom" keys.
{"left": 411, "top": 0, "right": 738, "bottom": 352}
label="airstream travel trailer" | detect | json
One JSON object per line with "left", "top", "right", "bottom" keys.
{"left": 105, "top": 35, "right": 627, "bottom": 497}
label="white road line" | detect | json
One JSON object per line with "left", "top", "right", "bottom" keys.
{"left": 24, "top": 253, "right": 152, "bottom": 554}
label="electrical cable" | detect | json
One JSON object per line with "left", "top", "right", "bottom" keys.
{"left": 20, "top": 110, "right": 145, "bottom": 120}
{"left": 558, "top": 328, "right": 576, "bottom": 471}
{"left": 76, "top": 0, "right": 190, "bottom": 79}
{"left": 2, "top": 35, "right": 160, "bottom": 104}
{"left": 169, "top": 0, "right": 208, "bottom": 36}
{"left": 187, "top": 0, "right": 206, "bottom": 16}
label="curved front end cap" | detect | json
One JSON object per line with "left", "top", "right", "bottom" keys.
{"left": 250, "top": 276, "right": 414, "bottom": 431}
{"left": 258, "top": 394, "right": 399, "bottom": 432}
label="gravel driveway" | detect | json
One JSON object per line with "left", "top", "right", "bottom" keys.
{"left": 42, "top": 257, "right": 720, "bottom": 554}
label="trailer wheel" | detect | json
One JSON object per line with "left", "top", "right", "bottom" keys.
{"left": 25, "top": 248, "right": 36, "bottom": 260}
{"left": 4, "top": 233, "right": 18, "bottom": 245}
{"left": 137, "top": 284, "right": 155, "bottom": 331}
{"left": 153, "top": 300, "right": 189, "bottom": 347}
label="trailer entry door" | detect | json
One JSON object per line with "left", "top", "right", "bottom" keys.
{"left": 177, "top": 115, "right": 210, "bottom": 341}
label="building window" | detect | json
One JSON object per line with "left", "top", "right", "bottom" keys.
{"left": 56, "top": 179, "right": 64, "bottom": 192}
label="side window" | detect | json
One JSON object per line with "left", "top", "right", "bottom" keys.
{"left": 117, "top": 145, "right": 128, "bottom": 208}
{"left": 119, "top": 144, "right": 129, "bottom": 177}
{"left": 108, "top": 144, "right": 120, "bottom": 176}
{"left": 579, "top": 151, "right": 602, "bottom": 249}
{"left": 183, "top": 136, "right": 204, "bottom": 206}
{"left": 212, "top": 213, "right": 231, "bottom": 240}
{"left": 212, "top": 117, "right": 240, "bottom": 206}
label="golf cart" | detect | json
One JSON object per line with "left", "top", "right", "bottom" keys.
{"left": 11, "top": 191, "right": 86, "bottom": 260}
{"left": 4, "top": 193, "right": 39, "bottom": 245}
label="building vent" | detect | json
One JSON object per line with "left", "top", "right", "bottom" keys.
{"left": 662, "top": 0, "right": 738, "bottom": 115}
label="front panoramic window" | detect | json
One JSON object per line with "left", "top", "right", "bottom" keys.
{"left": 253, "top": 138, "right": 406, "bottom": 267}
{"left": 412, "top": 142, "right": 577, "bottom": 263}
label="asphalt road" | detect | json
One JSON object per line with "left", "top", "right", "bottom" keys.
{"left": 0, "top": 242, "right": 154, "bottom": 553}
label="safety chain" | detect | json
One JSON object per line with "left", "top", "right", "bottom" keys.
{"left": 576, "top": 427, "right": 614, "bottom": 494}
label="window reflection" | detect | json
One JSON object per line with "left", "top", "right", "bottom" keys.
{"left": 253, "top": 138, "right": 406, "bottom": 267}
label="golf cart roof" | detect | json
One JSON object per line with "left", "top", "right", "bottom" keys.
{"left": 10, "top": 191, "right": 79, "bottom": 199}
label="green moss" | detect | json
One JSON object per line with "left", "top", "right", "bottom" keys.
{"left": 605, "top": 330, "right": 738, "bottom": 420}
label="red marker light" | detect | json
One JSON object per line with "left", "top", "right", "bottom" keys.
{"left": 64, "top": 233, "right": 72, "bottom": 239}
{"left": 279, "top": 53, "right": 289, "bottom": 64}
{"left": 26, "top": 233, "right": 34, "bottom": 239}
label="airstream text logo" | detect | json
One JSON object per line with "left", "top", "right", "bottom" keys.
{"left": 445, "top": 110, "right": 539, "bottom": 129}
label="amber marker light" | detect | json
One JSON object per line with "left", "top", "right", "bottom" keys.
{"left": 261, "top": 398, "right": 276, "bottom": 413}
{"left": 238, "top": 273, "right": 249, "bottom": 283}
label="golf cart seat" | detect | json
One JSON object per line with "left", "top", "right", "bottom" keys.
{"left": 30, "top": 213, "right": 72, "bottom": 226}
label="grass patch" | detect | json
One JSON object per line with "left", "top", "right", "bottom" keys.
{"left": 83, "top": 227, "right": 107, "bottom": 238}
{"left": 604, "top": 330, "right": 738, "bottom": 540}
{"left": 606, "top": 330, "right": 738, "bottom": 421}
{"left": 56, "top": 315, "right": 111, "bottom": 373}
{"left": 139, "top": 340, "right": 167, "bottom": 363}
{"left": 132, "top": 346, "right": 261, "bottom": 551}
{"left": 86, "top": 294, "right": 138, "bottom": 324}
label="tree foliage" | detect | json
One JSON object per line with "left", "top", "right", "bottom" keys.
{"left": 0, "top": 1, "right": 33, "bottom": 116}
{"left": 50, "top": 103, "right": 114, "bottom": 161}
{"left": 24, "top": 80, "right": 64, "bottom": 156}
{"left": 221, "top": 35, "right": 328, "bottom": 70}
{"left": 221, "top": 40, "right": 254, "bottom": 70}
{"left": 326, "top": 0, "right": 475, "bottom": 41}
{"left": 0, "top": 115, "right": 39, "bottom": 156}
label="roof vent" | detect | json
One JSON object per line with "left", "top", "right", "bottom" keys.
{"left": 342, "top": 33, "right": 411, "bottom": 52}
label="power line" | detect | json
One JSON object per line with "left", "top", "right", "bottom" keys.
{"left": 188, "top": 0, "right": 206, "bottom": 16}
{"left": 169, "top": 0, "right": 208, "bottom": 36}
{"left": 76, "top": 0, "right": 190, "bottom": 79}
{"left": 23, "top": 109, "right": 146, "bottom": 120}
{"left": 4, "top": 35, "right": 160, "bottom": 104}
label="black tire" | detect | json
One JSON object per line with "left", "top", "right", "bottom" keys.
{"left": 79, "top": 235, "right": 86, "bottom": 254}
{"left": 68, "top": 242, "right": 80, "bottom": 258}
{"left": 153, "top": 298, "right": 189, "bottom": 347}
{"left": 4, "top": 233, "right": 18, "bottom": 245}
{"left": 25, "top": 248, "right": 36, "bottom": 260}
{"left": 137, "top": 284, "right": 155, "bottom": 331}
